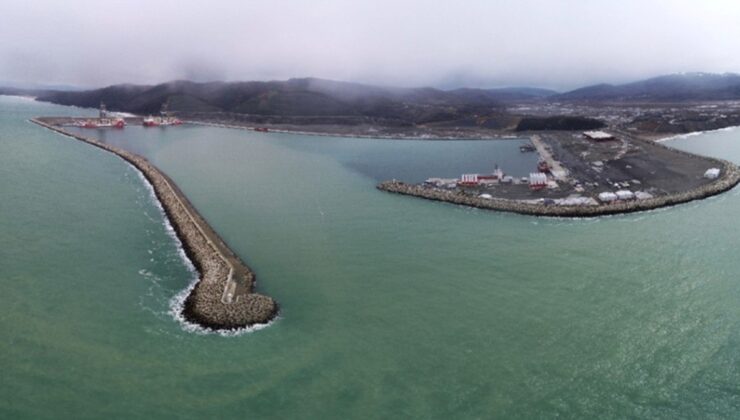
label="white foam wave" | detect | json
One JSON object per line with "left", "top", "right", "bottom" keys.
{"left": 167, "top": 275, "right": 279, "bottom": 337}
{"left": 131, "top": 166, "right": 195, "bottom": 272}
{"left": 128, "top": 163, "right": 275, "bottom": 336}
{"left": 656, "top": 125, "right": 740, "bottom": 143}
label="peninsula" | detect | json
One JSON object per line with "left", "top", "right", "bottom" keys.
{"left": 378, "top": 131, "right": 740, "bottom": 217}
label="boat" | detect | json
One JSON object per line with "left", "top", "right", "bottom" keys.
{"left": 143, "top": 116, "right": 159, "bottom": 127}
{"left": 254, "top": 127, "right": 269, "bottom": 132}
{"left": 478, "top": 167, "right": 504, "bottom": 180}
{"left": 105, "top": 118, "right": 125, "bottom": 128}
{"left": 78, "top": 102, "right": 125, "bottom": 128}
{"left": 537, "top": 160, "right": 550, "bottom": 172}
{"left": 143, "top": 116, "right": 182, "bottom": 127}
{"left": 520, "top": 144, "right": 536, "bottom": 153}
{"left": 159, "top": 116, "right": 182, "bottom": 126}
{"left": 143, "top": 102, "right": 182, "bottom": 127}
{"left": 96, "top": 118, "right": 125, "bottom": 128}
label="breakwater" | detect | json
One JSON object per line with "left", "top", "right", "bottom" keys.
{"left": 31, "top": 118, "right": 278, "bottom": 330}
{"left": 378, "top": 159, "right": 740, "bottom": 218}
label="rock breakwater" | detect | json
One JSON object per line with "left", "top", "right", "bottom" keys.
{"left": 31, "top": 118, "right": 278, "bottom": 330}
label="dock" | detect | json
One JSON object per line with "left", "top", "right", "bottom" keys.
{"left": 531, "top": 134, "right": 569, "bottom": 181}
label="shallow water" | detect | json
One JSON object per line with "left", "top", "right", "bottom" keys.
{"left": 2, "top": 95, "right": 740, "bottom": 419}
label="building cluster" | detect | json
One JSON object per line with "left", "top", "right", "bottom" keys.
{"left": 597, "top": 190, "right": 654, "bottom": 203}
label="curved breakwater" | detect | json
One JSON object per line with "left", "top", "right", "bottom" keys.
{"left": 378, "top": 159, "right": 740, "bottom": 218}
{"left": 31, "top": 118, "right": 278, "bottom": 330}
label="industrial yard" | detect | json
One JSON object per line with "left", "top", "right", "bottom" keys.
{"left": 383, "top": 129, "right": 740, "bottom": 216}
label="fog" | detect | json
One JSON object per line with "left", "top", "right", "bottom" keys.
{"left": 2, "top": 0, "right": 740, "bottom": 90}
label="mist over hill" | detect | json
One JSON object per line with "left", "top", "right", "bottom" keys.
{"left": 18, "top": 73, "right": 740, "bottom": 128}
{"left": 35, "top": 78, "right": 557, "bottom": 125}
{"left": 555, "top": 73, "right": 740, "bottom": 102}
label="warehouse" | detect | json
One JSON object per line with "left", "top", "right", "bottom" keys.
{"left": 583, "top": 131, "right": 616, "bottom": 141}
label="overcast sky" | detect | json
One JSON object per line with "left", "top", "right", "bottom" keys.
{"left": 2, "top": 0, "right": 740, "bottom": 90}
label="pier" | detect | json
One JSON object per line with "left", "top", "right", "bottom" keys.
{"left": 531, "top": 134, "right": 568, "bottom": 181}
{"left": 31, "top": 118, "right": 278, "bottom": 330}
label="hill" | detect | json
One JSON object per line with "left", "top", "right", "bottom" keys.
{"left": 36, "top": 78, "right": 545, "bottom": 125}
{"left": 556, "top": 73, "right": 740, "bottom": 102}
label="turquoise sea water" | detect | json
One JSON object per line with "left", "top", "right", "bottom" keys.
{"left": 2, "top": 95, "right": 740, "bottom": 419}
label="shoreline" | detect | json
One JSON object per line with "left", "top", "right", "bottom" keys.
{"left": 30, "top": 118, "right": 278, "bottom": 331}
{"left": 652, "top": 125, "right": 740, "bottom": 143}
{"left": 185, "top": 120, "right": 523, "bottom": 141}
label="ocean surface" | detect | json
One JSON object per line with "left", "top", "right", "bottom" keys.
{"left": 2, "top": 95, "right": 740, "bottom": 419}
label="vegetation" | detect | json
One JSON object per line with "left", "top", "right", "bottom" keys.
{"left": 515, "top": 116, "right": 605, "bottom": 131}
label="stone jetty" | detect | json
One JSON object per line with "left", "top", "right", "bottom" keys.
{"left": 31, "top": 118, "right": 278, "bottom": 330}
{"left": 378, "top": 159, "right": 740, "bottom": 218}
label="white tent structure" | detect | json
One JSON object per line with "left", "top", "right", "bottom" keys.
{"left": 598, "top": 192, "right": 618, "bottom": 203}
{"left": 459, "top": 174, "right": 479, "bottom": 184}
{"left": 704, "top": 168, "right": 720, "bottom": 179}
{"left": 529, "top": 172, "right": 547, "bottom": 186}
{"left": 634, "top": 191, "right": 654, "bottom": 200}
{"left": 615, "top": 190, "right": 635, "bottom": 201}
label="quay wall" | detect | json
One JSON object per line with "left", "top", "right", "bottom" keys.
{"left": 31, "top": 118, "right": 278, "bottom": 330}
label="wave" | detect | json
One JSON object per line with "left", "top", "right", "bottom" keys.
{"left": 656, "top": 125, "right": 740, "bottom": 143}
{"left": 167, "top": 274, "right": 278, "bottom": 337}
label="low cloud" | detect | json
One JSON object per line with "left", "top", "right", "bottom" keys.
{"left": 1, "top": 0, "right": 740, "bottom": 90}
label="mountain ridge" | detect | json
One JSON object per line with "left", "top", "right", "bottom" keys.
{"left": 554, "top": 72, "right": 740, "bottom": 101}
{"left": 12, "top": 73, "right": 740, "bottom": 127}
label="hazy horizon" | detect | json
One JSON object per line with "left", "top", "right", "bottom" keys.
{"left": 7, "top": 71, "right": 740, "bottom": 94}
{"left": 2, "top": 0, "right": 740, "bottom": 90}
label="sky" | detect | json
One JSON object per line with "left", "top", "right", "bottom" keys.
{"left": 1, "top": 0, "right": 740, "bottom": 91}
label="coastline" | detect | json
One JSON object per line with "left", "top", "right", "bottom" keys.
{"left": 30, "top": 118, "right": 278, "bottom": 331}
{"left": 652, "top": 125, "right": 740, "bottom": 143}
{"left": 185, "top": 120, "right": 522, "bottom": 141}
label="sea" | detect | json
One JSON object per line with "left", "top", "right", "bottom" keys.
{"left": 1, "top": 95, "right": 739, "bottom": 419}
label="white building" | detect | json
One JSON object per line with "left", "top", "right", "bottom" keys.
{"left": 459, "top": 174, "right": 479, "bottom": 184}
{"left": 583, "top": 131, "right": 615, "bottom": 141}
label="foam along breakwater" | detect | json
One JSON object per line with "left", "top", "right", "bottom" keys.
{"left": 31, "top": 118, "right": 278, "bottom": 330}
{"left": 378, "top": 159, "right": 740, "bottom": 218}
